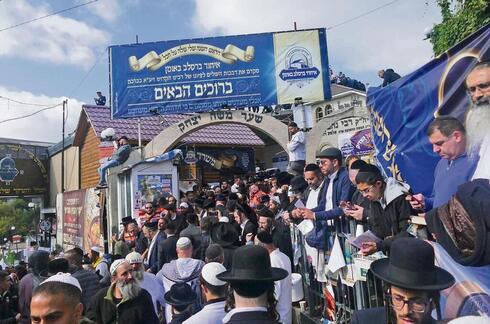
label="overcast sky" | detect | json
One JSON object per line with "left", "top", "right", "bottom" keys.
{"left": 0, "top": 0, "right": 442, "bottom": 142}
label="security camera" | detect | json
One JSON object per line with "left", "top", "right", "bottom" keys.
{"left": 101, "top": 128, "right": 116, "bottom": 140}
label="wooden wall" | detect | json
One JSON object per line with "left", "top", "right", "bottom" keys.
{"left": 80, "top": 123, "right": 101, "bottom": 189}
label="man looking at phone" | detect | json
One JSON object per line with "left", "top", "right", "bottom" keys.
{"left": 354, "top": 164, "right": 413, "bottom": 256}
{"left": 406, "top": 117, "right": 477, "bottom": 211}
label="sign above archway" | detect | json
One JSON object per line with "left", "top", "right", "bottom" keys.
{"left": 144, "top": 111, "right": 289, "bottom": 159}
{"left": 110, "top": 28, "right": 331, "bottom": 118}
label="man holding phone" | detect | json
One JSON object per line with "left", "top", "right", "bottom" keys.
{"left": 97, "top": 136, "right": 131, "bottom": 188}
{"left": 406, "top": 117, "right": 477, "bottom": 211}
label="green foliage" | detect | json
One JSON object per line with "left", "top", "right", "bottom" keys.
{"left": 431, "top": 0, "right": 490, "bottom": 56}
{"left": 0, "top": 199, "right": 37, "bottom": 240}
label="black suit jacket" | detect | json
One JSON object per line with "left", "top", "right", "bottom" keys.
{"left": 157, "top": 235, "right": 178, "bottom": 270}
{"left": 227, "top": 311, "right": 279, "bottom": 324}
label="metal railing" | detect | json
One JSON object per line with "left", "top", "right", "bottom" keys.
{"left": 293, "top": 217, "right": 385, "bottom": 323}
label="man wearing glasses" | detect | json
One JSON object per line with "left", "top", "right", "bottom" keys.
{"left": 352, "top": 237, "right": 455, "bottom": 324}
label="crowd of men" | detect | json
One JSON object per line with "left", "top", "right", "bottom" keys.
{"left": 0, "top": 63, "right": 488, "bottom": 324}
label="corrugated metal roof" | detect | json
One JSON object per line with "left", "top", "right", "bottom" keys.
{"left": 82, "top": 105, "right": 264, "bottom": 146}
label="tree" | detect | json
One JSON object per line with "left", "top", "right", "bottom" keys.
{"left": 0, "top": 199, "right": 36, "bottom": 240}
{"left": 430, "top": 0, "right": 490, "bottom": 56}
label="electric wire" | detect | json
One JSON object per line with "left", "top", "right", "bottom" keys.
{"left": 0, "top": 0, "right": 99, "bottom": 33}
{"left": 0, "top": 103, "right": 62, "bottom": 125}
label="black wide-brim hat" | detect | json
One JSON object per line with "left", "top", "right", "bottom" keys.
{"left": 164, "top": 282, "right": 197, "bottom": 306}
{"left": 370, "top": 237, "right": 455, "bottom": 291}
{"left": 210, "top": 222, "right": 239, "bottom": 247}
{"left": 217, "top": 245, "right": 288, "bottom": 282}
{"left": 120, "top": 216, "right": 136, "bottom": 225}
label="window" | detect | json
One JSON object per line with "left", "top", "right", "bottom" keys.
{"left": 326, "top": 104, "right": 333, "bottom": 115}
{"left": 316, "top": 107, "right": 324, "bottom": 121}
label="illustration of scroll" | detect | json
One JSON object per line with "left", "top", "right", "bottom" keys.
{"left": 129, "top": 43, "right": 255, "bottom": 72}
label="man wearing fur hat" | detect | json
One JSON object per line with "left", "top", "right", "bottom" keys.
{"left": 86, "top": 259, "right": 158, "bottom": 323}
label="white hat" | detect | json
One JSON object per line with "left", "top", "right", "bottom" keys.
{"left": 125, "top": 251, "right": 143, "bottom": 264}
{"left": 201, "top": 262, "right": 226, "bottom": 286}
{"left": 449, "top": 316, "right": 490, "bottom": 324}
{"left": 176, "top": 237, "right": 192, "bottom": 249}
{"left": 41, "top": 272, "right": 82, "bottom": 292}
{"left": 179, "top": 202, "right": 189, "bottom": 209}
{"left": 91, "top": 246, "right": 101, "bottom": 254}
{"left": 110, "top": 259, "right": 129, "bottom": 276}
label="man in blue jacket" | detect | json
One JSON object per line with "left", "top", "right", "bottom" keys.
{"left": 97, "top": 136, "right": 131, "bottom": 188}
{"left": 299, "top": 147, "right": 354, "bottom": 223}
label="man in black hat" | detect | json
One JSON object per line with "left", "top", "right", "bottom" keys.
{"left": 210, "top": 222, "right": 239, "bottom": 270}
{"left": 164, "top": 282, "right": 197, "bottom": 324}
{"left": 256, "top": 205, "right": 293, "bottom": 266}
{"left": 299, "top": 147, "right": 354, "bottom": 222}
{"left": 352, "top": 238, "right": 455, "bottom": 324}
{"left": 217, "top": 245, "right": 288, "bottom": 324}
{"left": 287, "top": 122, "right": 306, "bottom": 176}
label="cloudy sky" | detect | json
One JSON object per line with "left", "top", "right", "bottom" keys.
{"left": 0, "top": 0, "right": 442, "bottom": 143}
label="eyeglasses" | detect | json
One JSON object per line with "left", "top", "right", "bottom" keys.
{"left": 467, "top": 82, "right": 490, "bottom": 93}
{"left": 389, "top": 294, "right": 430, "bottom": 313}
{"left": 358, "top": 185, "right": 374, "bottom": 195}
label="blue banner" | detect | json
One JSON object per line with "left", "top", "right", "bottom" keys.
{"left": 109, "top": 29, "right": 331, "bottom": 118}
{"left": 367, "top": 25, "right": 490, "bottom": 196}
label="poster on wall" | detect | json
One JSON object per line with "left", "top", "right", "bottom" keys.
{"left": 83, "top": 188, "right": 102, "bottom": 252}
{"left": 110, "top": 28, "right": 331, "bottom": 118}
{"left": 61, "top": 189, "right": 101, "bottom": 251}
{"left": 338, "top": 129, "right": 374, "bottom": 157}
{"left": 134, "top": 174, "right": 173, "bottom": 214}
{"left": 62, "top": 190, "right": 85, "bottom": 249}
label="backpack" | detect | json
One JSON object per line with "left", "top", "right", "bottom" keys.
{"left": 305, "top": 221, "right": 329, "bottom": 250}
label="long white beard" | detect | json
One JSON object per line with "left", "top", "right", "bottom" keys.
{"left": 117, "top": 279, "right": 141, "bottom": 300}
{"left": 465, "top": 102, "right": 490, "bottom": 157}
{"left": 132, "top": 267, "right": 145, "bottom": 281}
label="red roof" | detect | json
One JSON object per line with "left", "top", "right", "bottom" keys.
{"left": 79, "top": 105, "right": 264, "bottom": 146}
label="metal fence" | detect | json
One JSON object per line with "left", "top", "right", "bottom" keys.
{"left": 293, "top": 217, "right": 385, "bottom": 323}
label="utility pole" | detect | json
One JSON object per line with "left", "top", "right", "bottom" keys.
{"left": 61, "top": 99, "right": 67, "bottom": 193}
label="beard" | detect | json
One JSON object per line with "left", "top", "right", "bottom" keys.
{"left": 116, "top": 279, "right": 141, "bottom": 300}
{"left": 132, "top": 267, "right": 145, "bottom": 281}
{"left": 466, "top": 100, "right": 490, "bottom": 157}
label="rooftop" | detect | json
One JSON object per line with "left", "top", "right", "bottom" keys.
{"left": 79, "top": 105, "right": 264, "bottom": 146}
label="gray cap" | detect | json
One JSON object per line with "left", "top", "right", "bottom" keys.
{"left": 316, "top": 147, "right": 343, "bottom": 161}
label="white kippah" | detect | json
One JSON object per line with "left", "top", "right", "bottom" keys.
{"left": 41, "top": 272, "right": 82, "bottom": 292}
{"left": 110, "top": 259, "right": 129, "bottom": 275}
{"left": 125, "top": 251, "right": 143, "bottom": 264}
{"left": 201, "top": 262, "right": 226, "bottom": 286}
{"left": 91, "top": 246, "right": 101, "bottom": 253}
{"left": 218, "top": 217, "right": 229, "bottom": 223}
{"left": 176, "top": 237, "right": 192, "bottom": 249}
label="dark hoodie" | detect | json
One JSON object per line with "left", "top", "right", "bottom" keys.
{"left": 18, "top": 251, "right": 49, "bottom": 324}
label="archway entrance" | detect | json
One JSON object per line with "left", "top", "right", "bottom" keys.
{"left": 144, "top": 111, "right": 289, "bottom": 158}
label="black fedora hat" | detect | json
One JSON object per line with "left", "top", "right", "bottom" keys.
{"left": 210, "top": 222, "right": 239, "bottom": 247}
{"left": 164, "top": 282, "right": 196, "bottom": 306}
{"left": 217, "top": 245, "right": 288, "bottom": 282}
{"left": 370, "top": 238, "right": 455, "bottom": 291}
{"left": 120, "top": 216, "right": 136, "bottom": 225}
{"left": 289, "top": 176, "right": 308, "bottom": 192}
